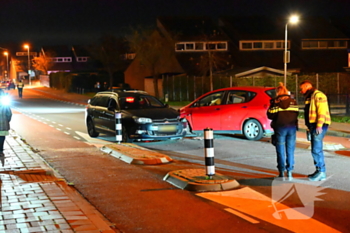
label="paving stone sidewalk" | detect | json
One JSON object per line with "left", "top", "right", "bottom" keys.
{"left": 0, "top": 130, "right": 117, "bottom": 233}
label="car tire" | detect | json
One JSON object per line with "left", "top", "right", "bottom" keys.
{"left": 87, "top": 118, "right": 99, "bottom": 137}
{"left": 243, "top": 119, "right": 263, "bottom": 140}
{"left": 122, "top": 126, "right": 133, "bottom": 143}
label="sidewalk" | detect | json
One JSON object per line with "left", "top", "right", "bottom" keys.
{"left": 0, "top": 130, "right": 117, "bottom": 232}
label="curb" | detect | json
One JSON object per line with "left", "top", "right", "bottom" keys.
{"left": 101, "top": 143, "right": 173, "bottom": 165}
{"left": 163, "top": 169, "right": 240, "bottom": 192}
{"left": 296, "top": 137, "right": 346, "bottom": 150}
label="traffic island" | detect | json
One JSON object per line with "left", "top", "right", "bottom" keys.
{"left": 101, "top": 143, "right": 173, "bottom": 165}
{"left": 164, "top": 169, "right": 240, "bottom": 192}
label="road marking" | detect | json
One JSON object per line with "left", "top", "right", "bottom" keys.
{"left": 197, "top": 187, "right": 340, "bottom": 232}
{"left": 75, "top": 131, "right": 110, "bottom": 146}
{"left": 224, "top": 208, "right": 259, "bottom": 224}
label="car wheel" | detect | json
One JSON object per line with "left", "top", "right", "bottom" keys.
{"left": 87, "top": 118, "right": 99, "bottom": 137}
{"left": 122, "top": 126, "right": 133, "bottom": 143}
{"left": 243, "top": 119, "right": 263, "bottom": 140}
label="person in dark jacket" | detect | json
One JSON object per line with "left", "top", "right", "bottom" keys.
{"left": 267, "top": 82, "right": 299, "bottom": 180}
{"left": 0, "top": 89, "right": 12, "bottom": 159}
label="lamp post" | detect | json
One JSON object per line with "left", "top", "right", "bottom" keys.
{"left": 284, "top": 15, "right": 299, "bottom": 87}
{"left": 24, "top": 44, "right": 31, "bottom": 86}
{"left": 3, "top": 52, "right": 8, "bottom": 79}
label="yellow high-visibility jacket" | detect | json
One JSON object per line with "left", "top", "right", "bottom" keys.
{"left": 307, "top": 90, "right": 331, "bottom": 127}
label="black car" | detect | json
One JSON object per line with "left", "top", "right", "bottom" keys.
{"left": 85, "top": 91, "right": 187, "bottom": 142}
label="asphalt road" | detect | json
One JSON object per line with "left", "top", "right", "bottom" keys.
{"left": 6, "top": 87, "right": 350, "bottom": 232}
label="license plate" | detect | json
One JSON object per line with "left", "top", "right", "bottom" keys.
{"left": 158, "top": 125, "right": 177, "bottom": 132}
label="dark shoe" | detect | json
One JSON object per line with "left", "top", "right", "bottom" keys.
{"left": 308, "top": 172, "right": 326, "bottom": 181}
{"left": 307, "top": 170, "right": 319, "bottom": 178}
{"left": 287, "top": 171, "right": 293, "bottom": 181}
{"left": 277, "top": 171, "right": 284, "bottom": 178}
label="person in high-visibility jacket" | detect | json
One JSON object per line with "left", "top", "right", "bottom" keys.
{"left": 17, "top": 80, "right": 24, "bottom": 98}
{"left": 300, "top": 80, "right": 331, "bottom": 181}
{"left": 267, "top": 82, "right": 299, "bottom": 180}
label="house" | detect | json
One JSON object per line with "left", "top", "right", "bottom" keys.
{"left": 124, "top": 15, "right": 350, "bottom": 98}
{"left": 124, "top": 16, "right": 234, "bottom": 96}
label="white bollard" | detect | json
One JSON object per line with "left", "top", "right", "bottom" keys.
{"left": 204, "top": 128, "right": 215, "bottom": 177}
{"left": 115, "top": 112, "right": 122, "bottom": 143}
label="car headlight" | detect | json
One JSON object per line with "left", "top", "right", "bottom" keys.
{"left": 1, "top": 95, "right": 11, "bottom": 106}
{"left": 133, "top": 117, "right": 152, "bottom": 124}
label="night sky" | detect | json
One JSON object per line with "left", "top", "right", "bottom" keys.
{"left": 0, "top": 0, "right": 349, "bottom": 49}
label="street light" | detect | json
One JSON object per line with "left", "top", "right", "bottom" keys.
{"left": 284, "top": 15, "right": 299, "bottom": 87}
{"left": 24, "top": 44, "right": 31, "bottom": 86}
{"left": 3, "top": 51, "right": 8, "bottom": 79}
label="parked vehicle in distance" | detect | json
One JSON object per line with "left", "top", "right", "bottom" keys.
{"left": 179, "top": 86, "right": 276, "bottom": 140}
{"left": 0, "top": 80, "right": 15, "bottom": 90}
{"left": 85, "top": 90, "right": 187, "bottom": 142}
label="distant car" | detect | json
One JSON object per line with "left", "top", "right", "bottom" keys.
{"left": 179, "top": 86, "right": 276, "bottom": 140}
{"left": 0, "top": 80, "right": 15, "bottom": 90}
{"left": 0, "top": 81, "right": 9, "bottom": 89}
{"left": 8, "top": 81, "right": 15, "bottom": 90}
{"left": 85, "top": 90, "right": 187, "bottom": 142}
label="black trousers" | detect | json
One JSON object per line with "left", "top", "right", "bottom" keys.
{"left": 0, "top": 136, "right": 5, "bottom": 152}
{"left": 18, "top": 88, "right": 23, "bottom": 97}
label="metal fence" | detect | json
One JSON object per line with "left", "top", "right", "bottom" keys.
{"left": 162, "top": 72, "right": 350, "bottom": 114}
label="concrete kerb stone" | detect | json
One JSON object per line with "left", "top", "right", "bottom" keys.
{"left": 101, "top": 143, "right": 173, "bottom": 165}
{"left": 163, "top": 169, "right": 240, "bottom": 192}
{"left": 296, "top": 136, "right": 346, "bottom": 151}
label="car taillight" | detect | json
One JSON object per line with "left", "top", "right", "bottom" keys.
{"left": 263, "top": 104, "right": 268, "bottom": 109}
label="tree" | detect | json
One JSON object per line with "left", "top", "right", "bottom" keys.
{"left": 32, "top": 50, "right": 55, "bottom": 75}
{"left": 88, "top": 35, "right": 128, "bottom": 88}
{"left": 127, "top": 27, "right": 175, "bottom": 98}
{"left": 198, "top": 50, "right": 230, "bottom": 91}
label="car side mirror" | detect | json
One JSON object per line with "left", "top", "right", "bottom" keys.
{"left": 165, "top": 103, "right": 169, "bottom": 108}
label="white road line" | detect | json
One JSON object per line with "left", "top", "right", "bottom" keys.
{"left": 225, "top": 208, "right": 259, "bottom": 224}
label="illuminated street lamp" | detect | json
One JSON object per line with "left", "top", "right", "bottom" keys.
{"left": 24, "top": 44, "right": 31, "bottom": 86}
{"left": 284, "top": 15, "right": 299, "bottom": 87}
{"left": 3, "top": 51, "right": 8, "bottom": 79}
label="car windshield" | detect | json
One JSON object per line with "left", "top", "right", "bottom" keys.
{"left": 119, "top": 95, "right": 165, "bottom": 110}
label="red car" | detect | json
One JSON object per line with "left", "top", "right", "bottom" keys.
{"left": 179, "top": 86, "right": 276, "bottom": 140}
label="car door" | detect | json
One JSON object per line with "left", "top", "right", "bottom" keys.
{"left": 220, "top": 90, "right": 255, "bottom": 130}
{"left": 93, "top": 96, "right": 110, "bottom": 130}
{"left": 188, "top": 91, "right": 224, "bottom": 130}
{"left": 105, "top": 97, "right": 119, "bottom": 132}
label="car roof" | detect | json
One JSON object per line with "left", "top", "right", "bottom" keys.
{"left": 95, "top": 90, "right": 150, "bottom": 98}
{"left": 213, "top": 86, "right": 275, "bottom": 92}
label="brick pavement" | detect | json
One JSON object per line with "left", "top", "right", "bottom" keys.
{"left": 0, "top": 130, "right": 117, "bottom": 233}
